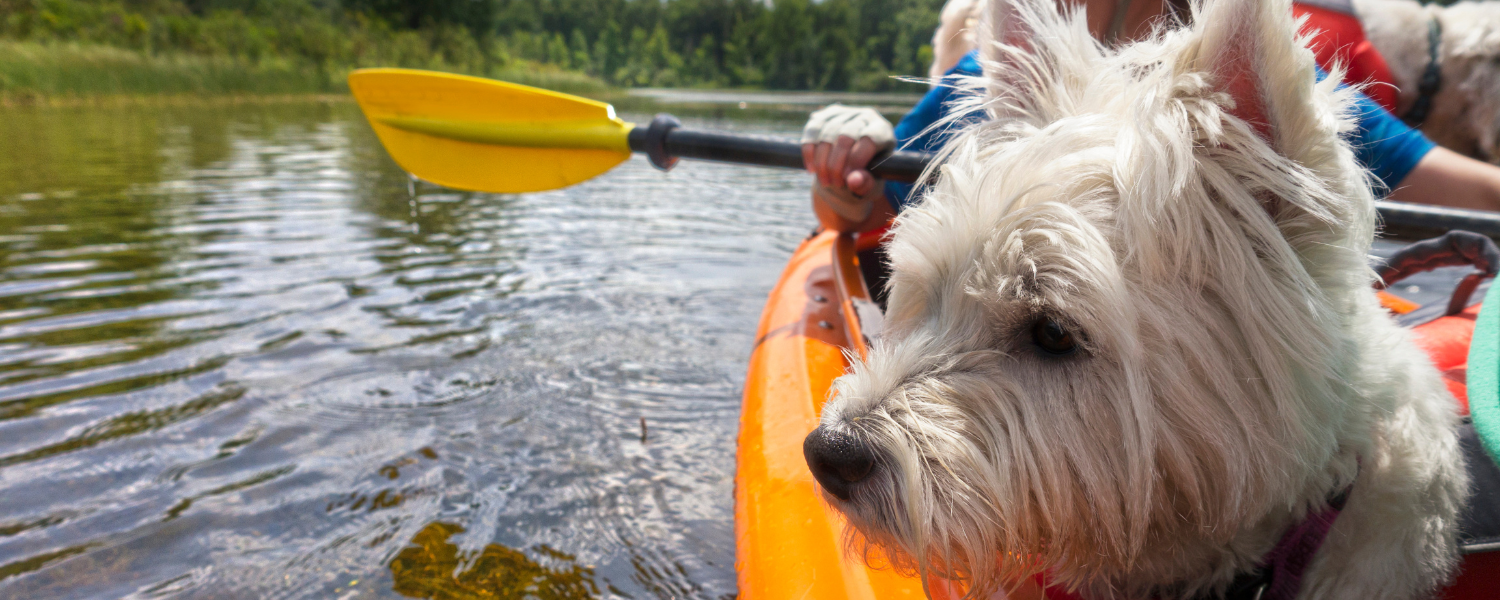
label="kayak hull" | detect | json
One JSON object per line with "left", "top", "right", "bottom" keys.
{"left": 737, "top": 231, "right": 1498, "bottom": 599}
{"left": 735, "top": 231, "right": 932, "bottom": 599}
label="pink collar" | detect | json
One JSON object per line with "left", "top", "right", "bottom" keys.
{"left": 1227, "top": 484, "right": 1353, "bottom": 600}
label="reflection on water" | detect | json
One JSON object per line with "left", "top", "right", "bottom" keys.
{"left": 0, "top": 99, "right": 813, "bottom": 598}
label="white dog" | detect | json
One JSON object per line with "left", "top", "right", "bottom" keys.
{"left": 1356, "top": 0, "right": 1500, "bottom": 163}
{"left": 801, "top": 0, "right": 1468, "bottom": 597}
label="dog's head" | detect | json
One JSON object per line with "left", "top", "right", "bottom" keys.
{"left": 804, "top": 0, "right": 1374, "bottom": 593}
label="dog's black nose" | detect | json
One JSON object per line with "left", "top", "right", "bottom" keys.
{"left": 803, "top": 425, "right": 876, "bottom": 501}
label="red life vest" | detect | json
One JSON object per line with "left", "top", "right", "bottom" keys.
{"left": 1379, "top": 292, "right": 1479, "bottom": 413}
{"left": 1293, "top": 0, "right": 1401, "bottom": 113}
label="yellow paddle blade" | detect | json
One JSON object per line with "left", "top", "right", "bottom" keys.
{"left": 347, "top": 68, "right": 634, "bottom": 193}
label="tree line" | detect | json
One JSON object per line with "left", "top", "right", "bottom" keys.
{"left": 487, "top": 0, "right": 944, "bottom": 90}
{"left": 0, "top": 0, "right": 947, "bottom": 92}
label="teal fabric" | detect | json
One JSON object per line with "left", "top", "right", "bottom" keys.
{"left": 1471, "top": 285, "right": 1500, "bottom": 466}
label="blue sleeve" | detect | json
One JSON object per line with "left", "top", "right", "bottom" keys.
{"left": 1346, "top": 84, "right": 1435, "bottom": 189}
{"left": 882, "top": 63, "right": 1436, "bottom": 211}
{"left": 884, "top": 51, "right": 984, "bottom": 213}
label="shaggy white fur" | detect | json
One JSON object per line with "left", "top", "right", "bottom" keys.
{"left": 1356, "top": 0, "right": 1500, "bottom": 163}
{"left": 811, "top": 0, "right": 1468, "bottom": 597}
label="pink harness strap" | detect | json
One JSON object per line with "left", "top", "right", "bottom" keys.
{"left": 1257, "top": 487, "right": 1352, "bottom": 600}
{"left": 1221, "top": 485, "right": 1353, "bottom": 600}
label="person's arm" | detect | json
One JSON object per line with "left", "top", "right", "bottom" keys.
{"left": 1388, "top": 147, "right": 1500, "bottom": 212}
{"left": 931, "top": 0, "right": 980, "bottom": 80}
{"left": 1336, "top": 70, "right": 1500, "bottom": 212}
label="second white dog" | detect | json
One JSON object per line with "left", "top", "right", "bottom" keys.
{"left": 1357, "top": 0, "right": 1500, "bottom": 163}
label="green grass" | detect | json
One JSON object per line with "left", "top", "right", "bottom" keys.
{"left": 488, "top": 65, "right": 615, "bottom": 97}
{"left": 0, "top": 41, "right": 328, "bottom": 99}
{"left": 0, "top": 40, "right": 614, "bottom": 103}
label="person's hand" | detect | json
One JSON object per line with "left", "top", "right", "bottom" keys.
{"left": 801, "top": 104, "right": 896, "bottom": 232}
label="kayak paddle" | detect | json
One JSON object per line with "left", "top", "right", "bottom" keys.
{"left": 346, "top": 68, "right": 928, "bottom": 194}
{"left": 346, "top": 68, "right": 1500, "bottom": 238}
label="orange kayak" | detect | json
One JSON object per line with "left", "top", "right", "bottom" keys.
{"left": 735, "top": 230, "right": 1043, "bottom": 599}
{"left": 735, "top": 230, "right": 920, "bottom": 599}
{"left": 736, "top": 230, "right": 1500, "bottom": 599}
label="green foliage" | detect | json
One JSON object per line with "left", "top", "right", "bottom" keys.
{"left": 490, "top": 0, "right": 944, "bottom": 90}
{"left": 0, "top": 0, "right": 944, "bottom": 97}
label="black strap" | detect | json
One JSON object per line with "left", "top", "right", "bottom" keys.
{"left": 1221, "top": 567, "right": 1272, "bottom": 600}
{"left": 1402, "top": 15, "right": 1443, "bottom": 128}
{"left": 1459, "top": 421, "right": 1500, "bottom": 554}
{"left": 1105, "top": 0, "right": 1133, "bottom": 47}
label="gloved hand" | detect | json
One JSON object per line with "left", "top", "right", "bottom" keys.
{"left": 800, "top": 104, "right": 896, "bottom": 227}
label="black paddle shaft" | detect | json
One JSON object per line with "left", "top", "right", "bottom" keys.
{"left": 1377, "top": 201, "right": 1500, "bottom": 240}
{"left": 627, "top": 113, "right": 1500, "bottom": 240}
{"left": 627, "top": 114, "right": 929, "bottom": 183}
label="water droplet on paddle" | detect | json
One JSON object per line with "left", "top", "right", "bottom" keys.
{"left": 406, "top": 173, "right": 421, "bottom": 234}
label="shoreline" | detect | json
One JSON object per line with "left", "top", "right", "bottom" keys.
{"left": 0, "top": 92, "right": 354, "bottom": 109}
{"left": 1, "top": 89, "right": 920, "bottom": 123}
{"left": 0, "top": 40, "right": 615, "bottom": 107}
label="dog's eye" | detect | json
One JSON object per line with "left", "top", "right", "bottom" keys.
{"left": 1031, "top": 318, "right": 1078, "bottom": 356}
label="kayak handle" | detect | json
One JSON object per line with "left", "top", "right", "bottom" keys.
{"left": 1378, "top": 230, "right": 1499, "bottom": 316}
{"left": 628, "top": 113, "right": 931, "bottom": 183}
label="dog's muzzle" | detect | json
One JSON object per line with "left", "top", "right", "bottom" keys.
{"left": 803, "top": 425, "right": 877, "bottom": 500}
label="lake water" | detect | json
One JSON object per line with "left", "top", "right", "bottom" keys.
{"left": 0, "top": 99, "right": 817, "bottom": 599}
{"left": 0, "top": 97, "right": 1479, "bottom": 600}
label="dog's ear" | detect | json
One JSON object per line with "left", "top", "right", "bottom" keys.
{"left": 1188, "top": 0, "right": 1322, "bottom": 159}
{"left": 1185, "top": 0, "right": 1371, "bottom": 265}
{"left": 976, "top": 0, "right": 1072, "bottom": 119}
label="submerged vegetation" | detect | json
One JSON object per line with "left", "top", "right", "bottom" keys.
{"left": 0, "top": 0, "right": 945, "bottom": 100}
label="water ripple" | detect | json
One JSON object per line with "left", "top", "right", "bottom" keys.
{"left": 0, "top": 102, "right": 809, "bottom": 598}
